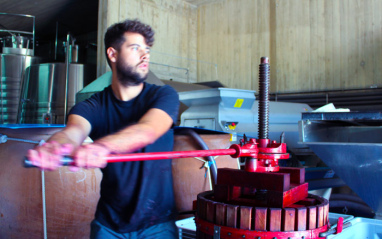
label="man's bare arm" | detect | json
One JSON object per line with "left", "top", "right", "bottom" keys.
{"left": 94, "top": 108, "right": 174, "bottom": 154}
{"left": 27, "top": 114, "right": 91, "bottom": 170}
{"left": 48, "top": 114, "right": 92, "bottom": 146}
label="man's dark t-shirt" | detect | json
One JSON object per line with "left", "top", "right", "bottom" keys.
{"left": 69, "top": 82, "right": 180, "bottom": 233}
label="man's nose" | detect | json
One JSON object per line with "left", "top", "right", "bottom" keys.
{"left": 140, "top": 51, "right": 150, "bottom": 61}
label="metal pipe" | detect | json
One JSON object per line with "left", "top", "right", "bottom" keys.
{"left": 0, "top": 29, "right": 33, "bottom": 35}
{"left": 64, "top": 33, "right": 71, "bottom": 124}
{"left": 47, "top": 64, "right": 55, "bottom": 116}
{"left": 32, "top": 15, "right": 35, "bottom": 55}
{"left": 270, "top": 91, "right": 382, "bottom": 99}
{"left": 54, "top": 22, "right": 58, "bottom": 60}
{"left": 149, "top": 62, "right": 189, "bottom": 77}
{"left": 41, "top": 170, "right": 47, "bottom": 239}
{"left": 269, "top": 86, "right": 382, "bottom": 95}
{"left": 0, "top": 23, "right": 17, "bottom": 38}
{"left": 0, "top": 60, "right": 3, "bottom": 124}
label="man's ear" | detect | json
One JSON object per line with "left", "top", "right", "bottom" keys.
{"left": 107, "top": 47, "right": 118, "bottom": 63}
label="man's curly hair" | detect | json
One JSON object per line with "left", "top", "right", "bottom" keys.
{"left": 104, "top": 19, "right": 155, "bottom": 67}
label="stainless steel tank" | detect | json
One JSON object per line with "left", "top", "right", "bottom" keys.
{"left": 0, "top": 53, "right": 40, "bottom": 124}
{"left": 18, "top": 63, "right": 93, "bottom": 124}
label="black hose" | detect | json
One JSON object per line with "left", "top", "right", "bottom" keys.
{"left": 330, "top": 193, "right": 370, "bottom": 206}
{"left": 329, "top": 200, "right": 375, "bottom": 218}
{"left": 178, "top": 129, "right": 218, "bottom": 187}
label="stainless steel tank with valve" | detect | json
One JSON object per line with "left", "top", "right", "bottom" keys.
{"left": 0, "top": 13, "right": 39, "bottom": 124}
{"left": 17, "top": 63, "right": 94, "bottom": 124}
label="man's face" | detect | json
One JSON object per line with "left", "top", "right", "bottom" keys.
{"left": 115, "top": 32, "right": 150, "bottom": 86}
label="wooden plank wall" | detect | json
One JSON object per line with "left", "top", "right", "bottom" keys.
{"left": 97, "top": 0, "right": 197, "bottom": 82}
{"left": 198, "top": 0, "right": 271, "bottom": 90}
{"left": 197, "top": 0, "right": 382, "bottom": 93}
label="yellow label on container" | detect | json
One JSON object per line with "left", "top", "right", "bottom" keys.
{"left": 228, "top": 124, "right": 237, "bottom": 130}
{"left": 234, "top": 99, "right": 244, "bottom": 108}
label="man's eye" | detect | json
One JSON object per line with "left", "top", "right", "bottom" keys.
{"left": 132, "top": 47, "right": 138, "bottom": 51}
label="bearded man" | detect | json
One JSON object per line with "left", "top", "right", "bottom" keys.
{"left": 27, "top": 19, "right": 180, "bottom": 239}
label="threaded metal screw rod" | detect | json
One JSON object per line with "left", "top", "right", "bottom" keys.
{"left": 258, "top": 57, "right": 270, "bottom": 139}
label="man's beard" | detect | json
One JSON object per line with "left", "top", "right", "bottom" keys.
{"left": 116, "top": 58, "right": 148, "bottom": 86}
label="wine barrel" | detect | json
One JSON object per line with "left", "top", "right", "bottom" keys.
{"left": 0, "top": 125, "right": 102, "bottom": 239}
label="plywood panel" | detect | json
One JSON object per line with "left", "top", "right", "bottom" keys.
{"left": 269, "top": 0, "right": 277, "bottom": 92}
{"left": 251, "top": 0, "right": 271, "bottom": 92}
{"left": 275, "top": 0, "right": 286, "bottom": 92}
{"left": 196, "top": 0, "right": 382, "bottom": 93}
{"left": 197, "top": 0, "right": 271, "bottom": 91}
{"left": 273, "top": 0, "right": 311, "bottom": 92}
{"left": 324, "top": 0, "right": 341, "bottom": 89}
{"left": 310, "top": 0, "right": 325, "bottom": 91}
{"left": 339, "top": 0, "right": 349, "bottom": 89}
{"left": 347, "top": 0, "right": 359, "bottom": 89}
{"left": 197, "top": 1, "right": 219, "bottom": 83}
{"left": 363, "top": 0, "right": 377, "bottom": 87}
{"left": 373, "top": 0, "right": 382, "bottom": 85}
{"left": 197, "top": 1, "right": 220, "bottom": 84}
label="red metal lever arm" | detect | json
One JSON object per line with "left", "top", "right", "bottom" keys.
{"left": 105, "top": 148, "right": 237, "bottom": 163}
{"left": 24, "top": 143, "right": 259, "bottom": 167}
{"left": 105, "top": 142, "right": 258, "bottom": 162}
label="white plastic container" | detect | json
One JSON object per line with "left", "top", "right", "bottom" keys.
{"left": 328, "top": 217, "right": 382, "bottom": 239}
